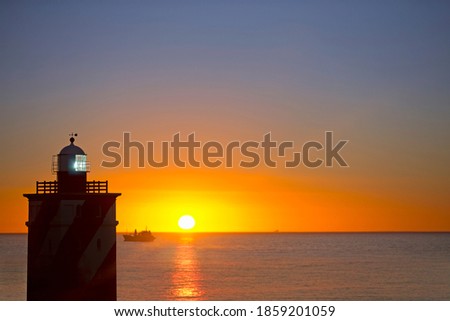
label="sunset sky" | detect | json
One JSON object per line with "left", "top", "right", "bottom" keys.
{"left": 1, "top": 1, "right": 449, "bottom": 233}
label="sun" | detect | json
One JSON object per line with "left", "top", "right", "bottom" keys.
{"left": 178, "top": 215, "right": 196, "bottom": 230}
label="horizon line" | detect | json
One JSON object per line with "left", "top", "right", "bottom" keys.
{"left": 2, "top": 231, "right": 450, "bottom": 235}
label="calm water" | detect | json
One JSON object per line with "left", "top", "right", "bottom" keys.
{"left": 1, "top": 233, "right": 449, "bottom": 300}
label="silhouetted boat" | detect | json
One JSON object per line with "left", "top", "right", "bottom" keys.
{"left": 123, "top": 229, "right": 155, "bottom": 242}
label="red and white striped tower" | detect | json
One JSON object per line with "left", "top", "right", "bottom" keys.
{"left": 24, "top": 135, "right": 120, "bottom": 300}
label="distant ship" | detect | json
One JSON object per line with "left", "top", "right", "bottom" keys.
{"left": 123, "top": 229, "right": 155, "bottom": 242}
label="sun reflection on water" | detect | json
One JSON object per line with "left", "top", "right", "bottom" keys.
{"left": 169, "top": 236, "right": 205, "bottom": 300}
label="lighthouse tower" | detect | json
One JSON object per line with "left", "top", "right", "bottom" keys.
{"left": 24, "top": 136, "right": 120, "bottom": 300}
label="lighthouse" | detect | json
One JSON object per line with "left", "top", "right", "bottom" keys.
{"left": 24, "top": 135, "right": 120, "bottom": 300}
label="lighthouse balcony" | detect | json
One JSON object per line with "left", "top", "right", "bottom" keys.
{"left": 36, "top": 180, "right": 109, "bottom": 194}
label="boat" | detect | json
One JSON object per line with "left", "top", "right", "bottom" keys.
{"left": 123, "top": 229, "right": 155, "bottom": 242}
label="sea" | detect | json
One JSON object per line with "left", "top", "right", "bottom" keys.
{"left": 1, "top": 233, "right": 449, "bottom": 301}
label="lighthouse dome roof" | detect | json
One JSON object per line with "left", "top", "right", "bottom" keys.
{"left": 59, "top": 138, "right": 85, "bottom": 155}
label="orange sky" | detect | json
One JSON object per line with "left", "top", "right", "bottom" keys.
{"left": 2, "top": 144, "right": 449, "bottom": 233}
